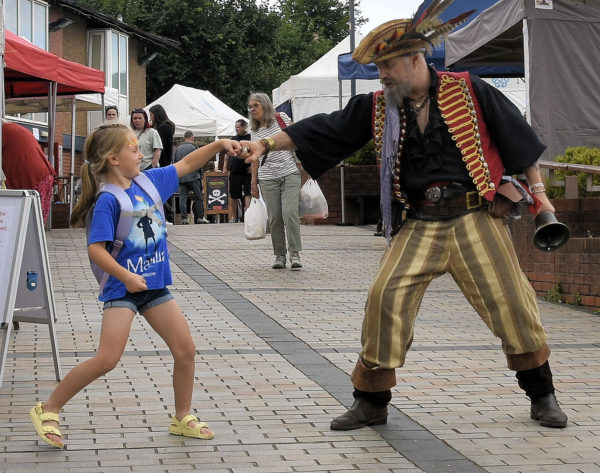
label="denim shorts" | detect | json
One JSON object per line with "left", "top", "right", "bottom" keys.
{"left": 103, "top": 288, "right": 173, "bottom": 314}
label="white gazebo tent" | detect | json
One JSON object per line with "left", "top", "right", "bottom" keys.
{"left": 141, "top": 84, "right": 246, "bottom": 138}
{"left": 272, "top": 35, "right": 380, "bottom": 121}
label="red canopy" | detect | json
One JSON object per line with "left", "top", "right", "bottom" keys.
{"left": 3, "top": 30, "right": 105, "bottom": 98}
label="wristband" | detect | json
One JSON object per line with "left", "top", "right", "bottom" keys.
{"left": 530, "top": 182, "right": 546, "bottom": 194}
{"left": 259, "top": 138, "right": 272, "bottom": 166}
{"left": 263, "top": 136, "right": 276, "bottom": 151}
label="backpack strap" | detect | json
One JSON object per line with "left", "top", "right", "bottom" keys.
{"left": 94, "top": 183, "right": 134, "bottom": 294}
{"left": 275, "top": 112, "right": 287, "bottom": 129}
{"left": 133, "top": 173, "right": 165, "bottom": 223}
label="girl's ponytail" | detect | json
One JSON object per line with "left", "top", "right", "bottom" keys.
{"left": 69, "top": 124, "right": 130, "bottom": 227}
{"left": 69, "top": 162, "right": 98, "bottom": 227}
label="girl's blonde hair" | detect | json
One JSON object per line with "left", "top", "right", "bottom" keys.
{"left": 248, "top": 92, "right": 276, "bottom": 132}
{"left": 70, "top": 123, "right": 131, "bottom": 227}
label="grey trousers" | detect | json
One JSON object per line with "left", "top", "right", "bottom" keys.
{"left": 179, "top": 179, "right": 204, "bottom": 220}
{"left": 259, "top": 172, "right": 302, "bottom": 256}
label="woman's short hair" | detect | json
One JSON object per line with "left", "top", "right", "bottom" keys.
{"left": 105, "top": 105, "right": 119, "bottom": 117}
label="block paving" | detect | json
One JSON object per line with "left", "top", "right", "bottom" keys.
{"left": 1, "top": 223, "right": 599, "bottom": 472}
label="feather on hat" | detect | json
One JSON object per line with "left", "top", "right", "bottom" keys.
{"left": 352, "top": 0, "right": 475, "bottom": 64}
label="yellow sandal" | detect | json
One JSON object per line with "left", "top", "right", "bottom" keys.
{"left": 168, "top": 414, "right": 214, "bottom": 439}
{"left": 29, "top": 402, "right": 65, "bottom": 449}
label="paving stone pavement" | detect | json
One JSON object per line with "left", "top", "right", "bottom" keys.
{"left": 1, "top": 223, "right": 599, "bottom": 473}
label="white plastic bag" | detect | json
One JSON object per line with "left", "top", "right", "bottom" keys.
{"left": 244, "top": 197, "right": 268, "bottom": 240}
{"left": 299, "top": 179, "right": 328, "bottom": 219}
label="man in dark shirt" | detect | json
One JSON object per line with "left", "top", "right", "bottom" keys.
{"left": 223, "top": 119, "right": 251, "bottom": 222}
{"left": 174, "top": 131, "right": 209, "bottom": 224}
{"left": 242, "top": 9, "right": 567, "bottom": 431}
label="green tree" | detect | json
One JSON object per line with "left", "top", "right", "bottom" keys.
{"left": 75, "top": 0, "right": 357, "bottom": 116}
{"left": 274, "top": 0, "right": 351, "bottom": 76}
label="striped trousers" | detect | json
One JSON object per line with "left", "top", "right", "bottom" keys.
{"left": 351, "top": 210, "right": 550, "bottom": 392}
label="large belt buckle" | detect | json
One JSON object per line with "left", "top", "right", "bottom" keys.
{"left": 424, "top": 186, "right": 442, "bottom": 203}
{"left": 466, "top": 190, "right": 482, "bottom": 209}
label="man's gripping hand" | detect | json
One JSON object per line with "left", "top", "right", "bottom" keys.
{"left": 239, "top": 140, "right": 265, "bottom": 165}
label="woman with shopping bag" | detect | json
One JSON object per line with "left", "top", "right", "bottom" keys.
{"left": 248, "top": 93, "right": 303, "bottom": 270}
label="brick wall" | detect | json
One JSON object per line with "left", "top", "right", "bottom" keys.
{"left": 507, "top": 198, "right": 600, "bottom": 312}
{"left": 129, "top": 40, "right": 148, "bottom": 110}
{"left": 303, "top": 165, "right": 381, "bottom": 225}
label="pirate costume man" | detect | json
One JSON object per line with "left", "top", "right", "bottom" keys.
{"left": 243, "top": 0, "right": 568, "bottom": 430}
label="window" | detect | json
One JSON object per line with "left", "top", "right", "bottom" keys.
{"left": 88, "top": 29, "right": 128, "bottom": 95}
{"left": 87, "top": 29, "right": 129, "bottom": 130}
{"left": 89, "top": 32, "right": 105, "bottom": 72}
{"left": 3, "top": 0, "right": 48, "bottom": 50}
{"left": 3, "top": 0, "right": 49, "bottom": 122}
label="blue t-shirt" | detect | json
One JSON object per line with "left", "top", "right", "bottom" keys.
{"left": 88, "top": 166, "right": 179, "bottom": 302}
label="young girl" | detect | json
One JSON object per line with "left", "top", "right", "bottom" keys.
{"left": 29, "top": 123, "right": 241, "bottom": 449}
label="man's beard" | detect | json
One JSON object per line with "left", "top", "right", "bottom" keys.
{"left": 384, "top": 81, "right": 412, "bottom": 107}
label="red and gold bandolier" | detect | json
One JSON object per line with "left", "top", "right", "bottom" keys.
{"left": 372, "top": 71, "right": 505, "bottom": 206}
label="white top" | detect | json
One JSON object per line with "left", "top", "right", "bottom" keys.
{"left": 135, "top": 127, "right": 163, "bottom": 170}
{"left": 251, "top": 112, "right": 298, "bottom": 181}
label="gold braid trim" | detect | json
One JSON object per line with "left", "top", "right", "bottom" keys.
{"left": 373, "top": 93, "right": 408, "bottom": 205}
{"left": 437, "top": 75, "right": 493, "bottom": 196}
{"left": 373, "top": 93, "right": 385, "bottom": 166}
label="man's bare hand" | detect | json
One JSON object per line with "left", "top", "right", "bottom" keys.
{"left": 240, "top": 140, "right": 266, "bottom": 164}
{"left": 534, "top": 193, "right": 555, "bottom": 215}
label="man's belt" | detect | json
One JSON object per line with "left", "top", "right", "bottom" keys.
{"left": 411, "top": 182, "right": 484, "bottom": 220}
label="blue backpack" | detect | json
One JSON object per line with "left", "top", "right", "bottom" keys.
{"left": 86, "top": 173, "right": 165, "bottom": 295}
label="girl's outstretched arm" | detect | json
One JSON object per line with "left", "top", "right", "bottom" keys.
{"left": 174, "top": 139, "right": 242, "bottom": 178}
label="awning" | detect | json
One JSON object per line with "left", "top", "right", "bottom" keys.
{"left": 444, "top": 0, "right": 600, "bottom": 159}
{"left": 3, "top": 30, "right": 105, "bottom": 98}
{"left": 5, "top": 96, "right": 103, "bottom": 114}
{"left": 445, "top": 0, "right": 525, "bottom": 71}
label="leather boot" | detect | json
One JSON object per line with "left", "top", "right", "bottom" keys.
{"left": 531, "top": 393, "right": 567, "bottom": 428}
{"left": 330, "top": 397, "right": 388, "bottom": 431}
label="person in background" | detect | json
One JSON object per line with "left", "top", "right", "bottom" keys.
{"left": 174, "top": 131, "right": 209, "bottom": 224}
{"left": 248, "top": 93, "right": 302, "bottom": 270}
{"left": 149, "top": 104, "right": 176, "bottom": 223}
{"left": 223, "top": 119, "right": 251, "bottom": 222}
{"left": 130, "top": 108, "right": 162, "bottom": 171}
{"left": 149, "top": 104, "right": 175, "bottom": 169}
{"left": 105, "top": 106, "right": 119, "bottom": 123}
{"left": 241, "top": 8, "right": 568, "bottom": 431}
{"left": 2, "top": 122, "right": 56, "bottom": 223}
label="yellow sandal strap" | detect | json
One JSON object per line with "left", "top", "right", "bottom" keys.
{"left": 39, "top": 412, "right": 60, "bottom": 423}
{"left": 178, "top": 414, "right": 199, "bottom": 426}
{"left": 41, "top": 425, "right": 62, "bottom": 437}
{"left": 35, "top": 402, "right": 60, "bottom": 423}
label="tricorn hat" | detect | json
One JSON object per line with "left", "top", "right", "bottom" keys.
{"left": 352, "top": 0, "right": 475, "bottom": 65}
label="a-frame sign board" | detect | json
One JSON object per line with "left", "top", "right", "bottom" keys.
{"left": 0, "top": 190, "right": 62, "bottom": 387}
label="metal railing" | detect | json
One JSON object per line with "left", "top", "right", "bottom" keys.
{"left": 539, "top": 160, "right": 600, "bottom": 198}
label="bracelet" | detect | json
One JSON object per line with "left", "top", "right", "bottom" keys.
{"left": 530, "top": 182, "right": 546, "bottom": 194}
{"left": 259, "top": 138, "right": 271, "bottom": 153}
{"left": 263, "top": 136, "right": 276, "bottom": 151}
{"left": 259, "top": 139, "right": 270, "bottom": 166}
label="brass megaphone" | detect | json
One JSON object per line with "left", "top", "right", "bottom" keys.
{"left": 533, "top": 211, "right": 570, "bottom": 252}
